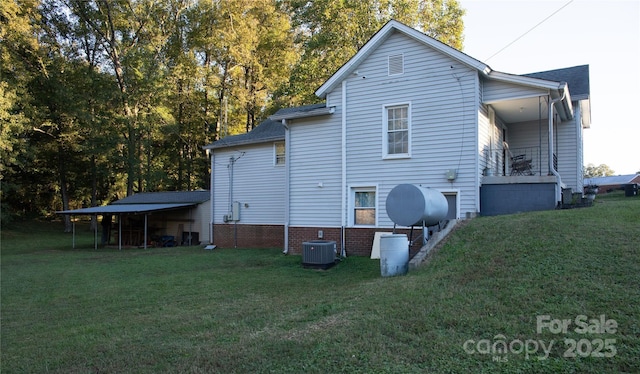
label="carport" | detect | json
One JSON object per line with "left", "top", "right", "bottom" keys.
{"left": 57, "top": 203, "right": 198, "bottom": 250}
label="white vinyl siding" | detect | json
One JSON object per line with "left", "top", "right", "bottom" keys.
{"left": 483, "top": 80, "right": 547, "bottom": 103}
{"left": 287, "top": 32, "right": 483, "bottom": 227}
{"left": 383, "top": 103, "right": 411, "bottom": 158}
{"left": 212, "top": 143, "right": 285, "bottom": 225}
{"left": 340, "top": 31, "right": 479, "bottom": 224}
{"left": 556, "top": 106, "right": 581, "bottom": 191}
{"left": 289, "top": 115, "right": 342, "bottom": 227}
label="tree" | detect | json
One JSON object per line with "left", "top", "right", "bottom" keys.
{"left": 1, "top": 0, "right": 468, "bottom": 224}
{"left": 584, "top": 163, "right": 615, "bottom": 179}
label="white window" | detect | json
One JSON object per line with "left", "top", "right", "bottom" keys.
{"left": 383, "top": 103, "right": 411, "bottom": 158}
{"left": 388, "top": 54, "right": 404, "bottom": 76}
{"left": 352, "top": 187, "right": 377, "bottom": 226}
{"left": 274, "top": 142, "right": 285, "bottom": 165}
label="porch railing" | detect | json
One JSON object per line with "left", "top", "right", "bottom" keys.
{"left": 491, "top": 146, "right": 542, "bottom": 176}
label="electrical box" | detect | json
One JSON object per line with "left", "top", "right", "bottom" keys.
{"left": 231, "top": 201, "right": 240, "bottom": 221}
{"left": 445, "top": 169, "right": 457, "bottom": 181}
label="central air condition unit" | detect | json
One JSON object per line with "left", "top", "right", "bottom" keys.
{"left": 302, "top": 240, "right": 337, "bottom": 269}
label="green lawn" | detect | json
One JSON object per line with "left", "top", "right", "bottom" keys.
{"left": 2, "top": 192, "right": 639, "bottom": 373}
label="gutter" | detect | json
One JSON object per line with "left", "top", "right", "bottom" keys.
{"left": 209, "top": 150, "right": 215, "bottom": 244}
{"left": 548, "top": 90, "right": 566, "bottom": 205}
{"left": 341, "top": 80, "right": 347, "bottom": 257}
{"left": 282, "top": 119, "right": 290, "bottom": 254}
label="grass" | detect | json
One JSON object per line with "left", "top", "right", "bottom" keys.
{"left": 1, "top": 191, "right": 639, "bottom": 373}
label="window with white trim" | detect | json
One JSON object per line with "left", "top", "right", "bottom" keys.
{"left": 352, "top": 187, "right": 376, "bottom": 226}
{"left": 383, "top": 103, "right": 411, "bottom": 158}
{"left": 274, "top": 142, "right": 285, "bottom": 165}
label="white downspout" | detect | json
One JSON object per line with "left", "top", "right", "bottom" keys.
{"left": 209, "top": 150, "right": 214, "bottom": 244}
{"left": 341, "top": 80, "right": 347, "bottom": 257}
{"left": 548, "top": 90, "right": 566, "bottom": 205}
{"left": 282, "top": 119, "right": 290, "bottom": 254}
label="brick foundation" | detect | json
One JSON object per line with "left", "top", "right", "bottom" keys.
{"left": 213, "top": 224, "right": 284, "bottom": 249}
{"left": 288, "top": 226, "right": 425, "bottom": 257}
{"left": 213, "top": 224, "right": 428, "bottom": 257}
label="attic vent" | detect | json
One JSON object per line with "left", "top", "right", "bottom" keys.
{"left": 388, "top": 54, "right": 404, "bottom": 76}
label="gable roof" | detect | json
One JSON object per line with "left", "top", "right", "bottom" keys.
{"left": 203, "top": 119, "right": 284, "bottom": 150}
{"left": 314, "top": 19, "right": 576, "bottom": 121}
{"left": 524, "top": 65, "right": 590, "bottom": 101}
{"left": 315, "top": 20, "right": 490, "bottom": 99}
{"left": 112, "top": 190, "right": 210, "bottom": 205}
{"left": 584, "top": 174, "right": 640, "bottom": 186}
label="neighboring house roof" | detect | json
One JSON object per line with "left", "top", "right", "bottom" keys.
{"left": 523, "top": 65, "right": 590, "bottom": 101}
{"left": 584, "top": 174, "right": 640, "bottom": 186}
{"left": 112, "top": 190, "right": 210, "bottom": 205}
{"left": 57, "top": 190, "right": 210, "bottom": 215}
{"left": 203, "top": 119, "right": 284, "bottom": 150}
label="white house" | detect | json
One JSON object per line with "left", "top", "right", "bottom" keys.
{"left": 204, "top": 20, "right": 591, "bottom": 256}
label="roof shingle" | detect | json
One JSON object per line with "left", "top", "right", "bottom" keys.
{"left": 203, "top": 119, "right": 284, "bottom": 150}
{"left": 523, "top": 65, "right": 590, "bottom": 100}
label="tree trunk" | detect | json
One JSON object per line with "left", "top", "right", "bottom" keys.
{"left": 58, "top": 145, "right": 72, "bottom": 233}
{"left": 90, "top": 154, "right": 97, "bottom": 231}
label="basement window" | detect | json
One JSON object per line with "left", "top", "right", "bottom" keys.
{"left": 352, "top": 187, "right": 377, "bottom": 226}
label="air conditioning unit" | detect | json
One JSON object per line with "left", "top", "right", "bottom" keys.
{"left": 302, "top": 240, "right": 337, "bottom": 269}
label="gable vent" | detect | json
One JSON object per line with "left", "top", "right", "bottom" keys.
{"left": 388, "top": 54, "right": 404, "bottom": 76}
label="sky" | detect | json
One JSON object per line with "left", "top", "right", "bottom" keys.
{"left": 458, "top": 0, "right": 640, "bottom": 175}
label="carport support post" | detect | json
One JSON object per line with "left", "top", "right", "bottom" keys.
{"left": 189, "top": 208, "right": 193, "bottom": 246}
{"left": 118, "top": 214, "right": 122, "bottom": 251}
{"left": 72, "top": 216, "right": 76, "bottom": 249}
{"left": 94, "top": 214, "right": 98, "bottom": 250}
{"left": 144, "top": 214, "right": 148, "bottom": 249}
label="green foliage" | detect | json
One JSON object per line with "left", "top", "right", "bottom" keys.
{"left": 584, "top": 163, "right": 616, "bottom": 178}
{"left": 1, "top": 194, "right": 638, "bottom": 372}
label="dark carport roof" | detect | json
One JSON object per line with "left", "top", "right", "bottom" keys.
{"left": 57, "top": 190, "right": 209, "bottom": 215}
{"left": 57, "top": 203, "right": 198, "bottom": 215}
{"left": 112, "top": 190, "right": 209, "bottom": 205}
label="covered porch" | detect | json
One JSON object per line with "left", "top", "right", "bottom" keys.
{"left": 480, "top": 80, "right": 573, "bottom": 216}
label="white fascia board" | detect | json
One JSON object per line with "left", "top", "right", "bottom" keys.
{"left": 315, "top": 20, "right": 490, "bottom": 98}
{"left": 488, "top": 71, "right": 565, "bottom": 90}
